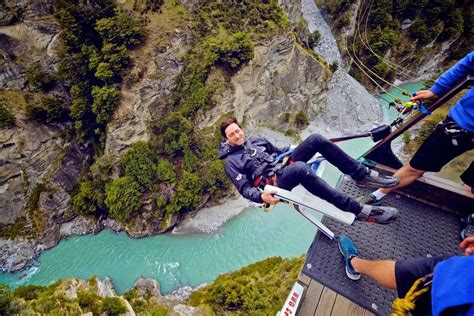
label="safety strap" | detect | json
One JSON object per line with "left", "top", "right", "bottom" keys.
{"left": 391, "top": 274, "right": 432, "bottom": 316}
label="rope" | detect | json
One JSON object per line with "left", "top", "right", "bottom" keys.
{"left": 352, "top": 0, "right": 412, "bottom": 98}
{"left": 391, "top": 277, "right": 431, "bottom": 316}
{"left": 361, "top": 0, "right": 418, "bottom": 79}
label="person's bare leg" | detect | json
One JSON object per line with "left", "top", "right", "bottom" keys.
{"left": 379, "top": 165, "right": 424, "bottom": 195}
{"left": 351, "top": 257, "right": 397, "bottom": 289}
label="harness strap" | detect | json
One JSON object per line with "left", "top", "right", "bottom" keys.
{"left": 391, "top": 274, "right": 432, "bottom": 316}
{"left": 252, "top": 156, "right": 294, "bottom": 189}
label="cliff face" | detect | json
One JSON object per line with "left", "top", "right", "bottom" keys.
{"left": 198, "top": 34, "right": 330, "bottom": 130}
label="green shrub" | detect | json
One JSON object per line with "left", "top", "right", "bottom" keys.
{"left": 72, "top": 179, "right": 106, "bottom": 216}
{"left": 201, "top": 159, "right": 229, "bottom": 196}
{"left": 76, "top": 291, "right": 102, "bottom": 315}
{"left": 105, "top": 176, "right": 143, "bottom": 223}
{"left": 190, "top": 256, "right": 304, "bottom": 315}
{"left": 25, "top": 96, "right": 69, "bottom": 123}
{"left": 0, "top": 284, "right": 14, "bottom": 315}
{"left": 25, "top": 62, "right": 55, "bottom": 91}
{"left": 101, "top": 297, "right": 126, "bottom": 316}
{"left": 156, "top": 159, "right": 177, "bottom": 184}
{"left": 120, "top": 141, "right": 159, "bottom": 190}
{"left": 329, "top": 61, "right": 339, "bottom": 72}
{"left": 402, "top": 131, "right": 412, "bottom": 145}
{"left": 153, "top": 112, "right": 194, "bottom": 157}
{"left": 410, "top": 18, "right": 432, "bottom": 45}
{"left": 0, "top": 104, "right": 15, "bottom": 128}
{"left": 295, "top": 111, "right": 309, "bottom": 128}
{"left": 91, "top": 85, "right": 120, "bottom": 126}
{"left": 216, "top": 32, "right": 254, "bottom": 71}
{"left": 308, "top": 30, "right": 321, "bottom": 48}
{"left": 95, "top": 9, "right": 146, "bottom": 47}
{"left": 166, "top": 172, "right": 204, "bottom": 214}
{"left": 14, "top": 284, "right": 42, "bottom": 300}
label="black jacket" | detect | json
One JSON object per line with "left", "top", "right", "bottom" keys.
{"left": 218, "top": 136, "right": 287, "bottom": 203}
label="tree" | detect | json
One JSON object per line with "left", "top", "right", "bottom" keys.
{"left": 105, "top": 177, "right": 143, "bottom": 223}
{"left": 410, "top": 19, "right": 431, "bottom": 45}
{"left": 120, "top": 141, "right": 159, "bottom": 190}
{"left": 0, "top": 284, "right": 13, "bottom": 315}
{"left": 101, "top": 297, "right": 126, "bottom": 316}
{"left": 95, "top": 9, "right": 146, "bottom": 47}
{"left": 72, "top": 179, "right": 106, "bottom": 216}
{"left": 166, "top": 172, "right": 204, "bottom": 214}
{"left": 91, "top": 85, "right": 120, "bottom": 126}
{"left": 153, "top": 112, "right": 194, "bottom": 157}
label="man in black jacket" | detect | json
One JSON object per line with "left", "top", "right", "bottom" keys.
{"left": 217, "top": 117, "right": 400, "bottom": 224}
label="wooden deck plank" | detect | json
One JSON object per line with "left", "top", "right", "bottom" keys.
{"left": 330, "top": 294, "right": 352, "bottom": 315}
{"left": 298, "top": 279, "right": 324, "bottom": 316}
{"left": 314, "top": 286, "right": 337, "bottom": 316}
{"left": 298, "top": 271, "right": 312, "bottom": 286}
{"left": 330, "top": 293, "right": 372, "bottom": 316}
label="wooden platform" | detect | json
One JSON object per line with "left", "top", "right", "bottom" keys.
{"left": 296, "top": 272, "right": 374, "bottom": 316}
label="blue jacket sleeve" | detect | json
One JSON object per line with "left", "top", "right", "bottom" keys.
{"left": 225, "top": 161, "right": 263, "bottom": 203}
{"left": 431, "top": 52, "right": 474, "bottom": 97}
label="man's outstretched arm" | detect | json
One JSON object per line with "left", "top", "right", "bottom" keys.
{"left": 224, "top": 162, "right": 280, "bottom": 205}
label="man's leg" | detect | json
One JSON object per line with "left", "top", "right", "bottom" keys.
{"left": 278, "top": 161, "right": 362, "bottom": 214}
{"left": 290, "top": 133, "right": 368, "bottom": 178}
{"left": 277, "top": 162, "right": 398, "bottom": 224}
{"left": 351, "top": 258, "right": 396, "bottom": 289}
{"left": 362, "top": 117, "right": 474, "bottom": 204}
{"left": 338, "top": 235, "right": 447, "bottom": 295}
{"left": 378, "top": 165, "right": 424, "bottom": 195}
{"left": 290, "top": 133, "right": 399, "bottom": 187}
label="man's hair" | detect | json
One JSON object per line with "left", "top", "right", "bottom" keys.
{"left": 220, "top": 117, "right": 240, "bottom": 139}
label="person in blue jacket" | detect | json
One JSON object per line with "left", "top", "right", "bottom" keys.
{"left": 338, "top": 235, "right": 474, "bottom": 316}
{"left": 359, "top": 51, "right": 474, "bottom": 205}
{"left": 217, "top": 117, "right": 400, "bottom": 224}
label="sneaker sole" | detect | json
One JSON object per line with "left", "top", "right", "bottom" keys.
{"left": 338, "top": 239, "right": 361, "bottom": 281}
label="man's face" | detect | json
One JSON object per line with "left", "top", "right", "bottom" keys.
{"left": 225, "top": 123, "right": 245, "bottom": 146}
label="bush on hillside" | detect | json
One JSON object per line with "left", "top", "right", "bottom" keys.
{"left": 25, "top": 96, "right": 69, "bottom": 123}
{"left": 101, "top": 297, "right": 126, "bottom": 316}
{"left": 105, "top": 176, "right": 143, "bottom": 223}
{"left": 120, "top": 141, "right": 159, "bottom": 190}
{"left": 0, "top": 104, "right": 15, "bottom": 128}
{"left": 72, "top": 179, "right": 106, "bottom": 216}
{"left": 25, "top": 62, "right": 55, "bottom": 91}
{"left": 308, "top": 30, "right": 321, "bottom": 48}
{"left": 190, "top": 256, "right": 304, "bottom": 315}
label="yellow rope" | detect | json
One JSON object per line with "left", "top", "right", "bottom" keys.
{"left": 391, "top": 277, "right": 431, "bottom": 316}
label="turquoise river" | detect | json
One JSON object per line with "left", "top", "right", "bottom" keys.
{"left": 0, "top": 82, "right": 424, "bottom": 294}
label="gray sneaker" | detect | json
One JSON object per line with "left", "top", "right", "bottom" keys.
{"left": 356, "top": 169, "right": 400, "bottom": 189}
{"left": 357, "top": 205, "right": 398, "bottom": 224}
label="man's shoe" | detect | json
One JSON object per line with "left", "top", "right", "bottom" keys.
{"left": 357, "top": 193, "right": 383, "bottom": 205}
{"left": 356, "top": 169, "right": 400, "bottom": 189}
{"left": 357, "top": 205, "right": 398, "bottom": 224}
{"left": 338, "top": 235, "right": 361, "bottom": 280}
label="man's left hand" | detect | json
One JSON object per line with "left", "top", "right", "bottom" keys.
{"left": 460, "top": 236, "right": 474, "bottom": 256}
